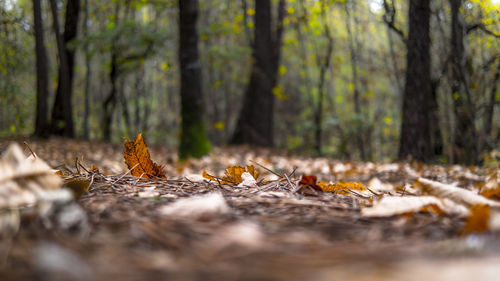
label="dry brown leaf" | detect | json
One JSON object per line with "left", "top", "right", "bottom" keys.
{"left": 362, "top": 196, "right": 470, "bottom": 217}
{"left": 461, "top": 204, "right": 490, "bottom": 234}
{"left": 417, "top": 178, "right": 500, "bottom": 207}
{"left": 479, "top": 168, "right": 500, "bottom": 200}
{"left": 202, "top": 165, "right": 259, "bottom": 184}
{"left": 0, "top": 143, "right": 62, "bottom": 209}
{"left": 123, "top": 134, "right": 166, "bottom": 179}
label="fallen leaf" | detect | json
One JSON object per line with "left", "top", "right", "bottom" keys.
{"left": 0, "top": 143, "right": 62, "bottom": 209}
{"left": 318, "top": 181, "right": 367, "bottom": 195}
{"left": 417, "top": 178, "right": 500, "bottom": 207}
{"left": 461, "top": 204, "right": 490, "bottom": 234}
{"left": 362, "top": 196, "right": 470, "bottom": 217}
{"left": 298, "top": 175, "right": 322, "bottom": 191}
{"left": 63, "top": 179, "right": 91, "bottom": 199}
{"left": 237, "top": 172, "right": 258, "bottom": 187}
{"left": 202, "top": 165, "right": 259, "bottom": 184}
{"left": 479, "top": 168, "right": 500, "bottom": 200}
{"left": 158, "top": 192, "right": 229, "bottom": 219}
{"left": 123, "top": 133, "right": 166, "bottom": 179}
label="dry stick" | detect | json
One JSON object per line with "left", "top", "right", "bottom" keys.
{"left": 77, "top": 160, "right": 91, "bottom": 174}
{"left": 111, "top": 163, "right": 140, "bottom": 185}
{"left": 249, "top": 160, "right": 282, "bottom": 178}
{"left": 23, "top": 141, "right": 37, "bottom": 158}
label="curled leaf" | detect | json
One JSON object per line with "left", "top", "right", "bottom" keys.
{"left": 123, "top": 134, "right": 166, "bottom": 179}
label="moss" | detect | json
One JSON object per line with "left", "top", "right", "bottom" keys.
{"left": 179, "top": 119, "right": 211, "bottom": 160}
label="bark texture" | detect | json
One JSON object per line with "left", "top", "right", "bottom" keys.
{"left": 398, "top": 0, "right": 432, "bottom": 162}
{"left": 231, "top": 0, "right": 286, "bottom": 147}
{"left": 49, "top": 0, "right": 80, "bottom": 137}
{"left": 33, "top": 0, "right": 50, "bottom": 137}
{"left": 178, "top": 0, "right": 211, "bottom": 159}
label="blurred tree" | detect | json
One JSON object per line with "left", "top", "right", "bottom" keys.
{"left": 33, "top": 0, "right": 49, "bottom": 138}
{"left": 450, "top": 0, "right": 478, "bottom": 164}
{"left": 178, "top": 0, "right": 211, "bottom": 159}
{"left": 399, "top": 0, "right": 432, "bottom": 162}
{"left": 48, "top": 0, "right": 80, "bottom": 137}
{"left": 231, "top": 0, "right": 286, "bottom": 147}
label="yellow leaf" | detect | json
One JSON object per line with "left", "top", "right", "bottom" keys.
{"left": 318, "top": 181, "right": 366, "bottom": 195}
{"left": 123, "top": 134, "right": 166, "bottom": 179}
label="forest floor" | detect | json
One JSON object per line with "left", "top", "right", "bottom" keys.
{"left": 1, "top": 137, "right": 500, "bottom": 281}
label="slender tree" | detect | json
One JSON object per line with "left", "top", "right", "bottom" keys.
{"left": 450, "top": 0, "right": 478, "bottom": 164}
{"left": 49, "top": 0, "right": 80, "bottom": 137}
{"left": 33, "top": 0, "right": 50, "bottom": 137}
{"left": 178, "top": 0, "right": 211, "bottom": 159}
{"left": 231, "top": 0, "right": 286, "bottom": 147}
{"left": 398, "top": 0, "right": 432, "bottom": 162}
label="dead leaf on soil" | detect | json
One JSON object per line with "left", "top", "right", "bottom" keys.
{"left": 123, "top": 133, "right": 166, "bottom": 179}
{"left": 461, "top": 204, "right": 490, "bottom": 234}
{"left": 362, "top": 196, "right": 470, "bottom": 217}
{"left": 202, "top": 165, "right": 259, "bottom": 184}
{"left": 416, "top": 178, "right": 500, "bottom": 207}
{"left": 479, "top": 168, "right": 500, "bottom": 200}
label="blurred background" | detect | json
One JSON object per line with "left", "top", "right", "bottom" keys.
{"left": 0, "top": 0, "right": 498, "bottom": 164}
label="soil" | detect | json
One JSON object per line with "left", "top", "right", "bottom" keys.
{"left": 1, "top": 137, "right": 500, "bottom": 281}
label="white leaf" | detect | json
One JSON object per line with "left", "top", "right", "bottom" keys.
{"left": 362, "top": 195, "right": 470, "bottom": 217}
{"left": 417, "top": 178, "right": 500, "bottom": 207}
{"left": 159, "top": 192, "right": 230, "bottom": 218}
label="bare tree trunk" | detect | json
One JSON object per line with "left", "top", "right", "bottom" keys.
{"left": 450, "top": 0, "right": 478, "bottom": 164}
{"left": 49, "top": 0, "right": 80, "bottom": 137}
{"left": 345, "top": 0, "right": 365, "bottom": 160}
{"left": 313, "top": 0, "right": 333, "bottom": 156}
{"left": 33, "top": 0, "right": 50, "bottom": 137}
{"left": 178, "top": 0, "right": 211, "bottom": 159}
{"left": 483, "top": 60, "right": 500, "bottom": 149}
{"left": 82, "top": 0, "right": 91, "bottom": 139}
{"left": 102, "top": 2, "right": 120, "bottom": 141}
{"left": 398, "top": 0, "right": 433, "bottom": 162}
{"left": 231, "top": 0, "right": 286, "bottom": 147}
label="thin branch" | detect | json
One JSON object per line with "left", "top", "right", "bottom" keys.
{"left": 467, "top": 23, "right": 500, "bottom": 38}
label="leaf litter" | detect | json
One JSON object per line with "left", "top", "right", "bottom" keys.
{"left": 1, "top": 137, "right": 500, "bottom": 280}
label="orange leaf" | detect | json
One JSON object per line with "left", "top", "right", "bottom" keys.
{"left": 318, "top": 181, "right": 366, "bottom": 195}
{"left": 299, "top": 175, "right": 322, "bottom": 191}
{"left": 202, "top": 165, "right": 260, "bottom": 184}
{"left": 202, "top": 169, "right": 219, "bottom": 182}
{"left": 124, "top": 133, "right": 166, "bottom": 179}
{"left": 461, "top": 204, "right": 490, "bottom": 234}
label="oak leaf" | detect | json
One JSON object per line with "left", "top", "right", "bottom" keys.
{"left": 124, "top": 134, "right": 166, "bottom": 179}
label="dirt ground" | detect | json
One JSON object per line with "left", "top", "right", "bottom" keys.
{"left": 1, "top": 137, "right": 500, "bottom": 281}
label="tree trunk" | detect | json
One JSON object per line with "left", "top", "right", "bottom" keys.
{"left": 82, "top": 0, "right": 91, "bottom": 139}
{"left": 313, "top": 0, "right": 333, "bottom": 156}
{"left": 345, "top": 1, "right": 366, "bottom": 160}
{"left": 450, "top": 0, "right": 478, "bottom": 164}
{"left": 178, "top": 0, "right": 211, "bottom": 159}
{"left": 230, "top": 0, "right": 286, "bottom": 147}
{"left": 49, "top": 0, "right": 80, "bottom": 137}
{"left": 102, "top": 2, "right": 120, "bottom": 141}
{"left": 398, "top": 0, "right": 432, "bottom": 162}
{"left": 33, "top": 0, "right": 50, "bottom": 138}
{"left": 483, "top": 60, "right": 500, "bottom": 150}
